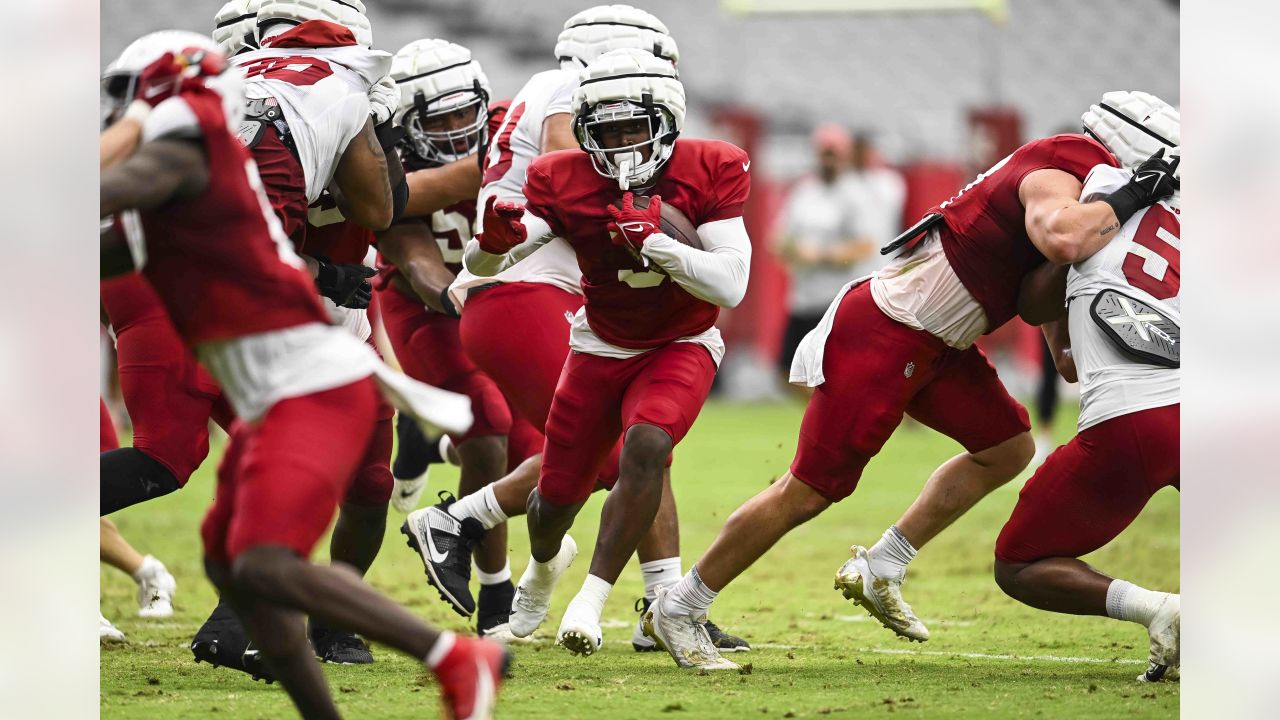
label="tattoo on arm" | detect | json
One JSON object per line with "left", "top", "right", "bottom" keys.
{"left": 1099, "top": 222, "right": 1119, "bottom": 237}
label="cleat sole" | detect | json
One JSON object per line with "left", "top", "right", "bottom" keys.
{"left": 400, "top": 521, "right": 473, "bottom": 618}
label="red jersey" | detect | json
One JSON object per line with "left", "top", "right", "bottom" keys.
{"left": 523, "top": 138, "right": 750, "bottom": 349}
{"left": 136, "top": 85, "right": 327, "bottom": 345}
{"left": 303, "top": 194, "right": 375, "bottom": 264}
{"left": 932, "top": 134, "right": 1116, "bottom": 330}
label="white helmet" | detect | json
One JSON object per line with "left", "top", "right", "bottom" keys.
{"left": 212, "top": 0, "right": 261, "bottom": 57}
{"left": 573, "top": 48, "right": 684, "bottom": 191}
{"left": 1082, "top": 91, "right": 1180, "bottom": 173}
{"left": 102, "top": 30, "right": 244, "bottom": 131}
{"left": 391, "top": 39, "right": 491, "bottom": 165}
{"left": 555, "top": 4, "right": 679, "bottom": 71}
{"left": 255, "top": 0, "right": 372, "bottom": 48}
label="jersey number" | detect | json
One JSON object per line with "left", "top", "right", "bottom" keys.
{"left": 432, "top": 211, "right": 471, "bottom": 264}
{"left": 1121, "top": 204, "right": 1180, "bottom": 300}
{"left": 482, "top": 102, "right": 526, "bottom": 186}
{"left": 240, "top": 56, "right": 335, "bottom": 86}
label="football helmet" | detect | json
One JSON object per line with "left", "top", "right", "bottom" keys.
{"left": 391, "top": 39, "right": 491, "bottom": 165}
{"left": 1082, "top": 91, "right": 1180, "bottom": 174}
{"left": 254, "top": 0, "right": 372, "bottom": 48}
{"left": 102, "top": 31, "right": 244, "bottom": 131}
{"left": 212, "top": 0, "right": 261, "bottom": 57}
{"left": 573, "top": 48, "right": 684, "bottom": 191}
{"left": 555, "top": 4, "right": 679, "bottom": 71}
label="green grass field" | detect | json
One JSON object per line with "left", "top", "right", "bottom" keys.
{"left": 100, "top": 400, "right": 1179, "bottom": 719}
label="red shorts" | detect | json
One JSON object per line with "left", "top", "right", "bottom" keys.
{"left": 791, "top": 282, "right": 1031, "bottom": 502}
{"left": 995, "top": 404, "right": 1179, "bottom": 564}
{"left": 342, "top": 412, "right": 394, "bottom": 507}
{"left": 251, "top": 128, "right": 308, "bottom": 242}
{"left": 100, "top": 398, "right": 119, "bottom": 452}
{"left": 539, "top": 342, "right": 715, "bottom": 506}
{"left": 102, "top": 274, "right": 234, "bottom": 484}
{"left": 378, "top": 285, "right": 511, "bottom": 443}
{"left": 201, "top": 378, "right": 379, "bottom": 564}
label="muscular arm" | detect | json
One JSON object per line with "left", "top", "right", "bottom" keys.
{"left": 643, "top": 217, "right": 753, "bottom": 308}
{"left": 403, "top": 158, "right": 482, "bottom": 218}
{"left": 333, "top": 119, "right": 393, "bottom": 231}
{"left": 1041, "top": 313, "right": 1077, "bottom": 383}
{"left": 463, "top": 210, "right": 556, "bottom": 277}
{"left": 100, "top": 117, "right": 144, "bottom": 169}
{"left": 1020, "top": 168, "right": 1122, "bottom": 265}
{"left": 100, "top": 138, "right": 209, "bottom": 216}
{"left": 377, "top": 221, "right": 456, "bottom": 313}
{"left": 1017, "top": 261, "right": 1070, "bottom": 325}
{"left": 539, "top": 113, "right": 577, "bottom": 153}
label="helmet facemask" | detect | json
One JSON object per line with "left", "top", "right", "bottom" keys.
{"left": 575, "top": 96, "right": 676, "bottom": 191}
{"left": 404, "top": 83, "right": 489, "bottom": 165}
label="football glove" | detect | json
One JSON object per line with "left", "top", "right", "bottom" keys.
{"left": 315, "top": 259, "right": 377, "bottom": 309}
{"left": 476, "top": 195, "right": 528, "bottom": 255}
{"left": 369, "top": 75, "right": 400, "bottom": 126}
{"left": 1101, "top": 148, "right": 1181, "bottom": 226}
{"left": 606, "top": 192, "right": 662, "bottom": 251}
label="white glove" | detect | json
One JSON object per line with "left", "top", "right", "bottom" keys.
{"left": 368, "top": 75, "right": 399, "bottom": 126}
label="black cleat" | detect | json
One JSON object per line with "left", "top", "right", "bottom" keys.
{"left": 401, "top": 492, "right": 486, "bottom": 617}
{"left": 309, "top": 618, "right": 374, "bottom": 664}
{"left": 705, "top": 619, "right": 752, "bottom": 653}
{"left": 190, "top": 600, "right": 276, "bottom": 683}
{"left": 392, "top": 413, "right": 444, "bottom": 480}
{"left": 477, "top": 580, "right": 516, "bottom": 639}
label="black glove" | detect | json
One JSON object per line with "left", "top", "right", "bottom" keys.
{"left": 1101, "top": 148, "right": 1180, "bottom": 226}
{"left": 315, "top": 259, "right": 377, "bottom": 309}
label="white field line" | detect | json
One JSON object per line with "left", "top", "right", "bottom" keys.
{"left": 606, "top": 640, "right": 1143, "bottom": 665}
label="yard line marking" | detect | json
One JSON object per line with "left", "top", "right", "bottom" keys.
{"left": 607, "top": 639, "right": 1143, "bottom": 665}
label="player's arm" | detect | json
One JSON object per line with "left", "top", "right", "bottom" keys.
{"left": 333, "top": 118, "right": 393, "bottom": 231}
{"left": 1017, "top": 261, "right": 1069, "bottom": 325}
{"left": 377, "top": 220, "right": 459, "bottom": 315}
{"left": 100, "top": 138, "right": 209, "bottom": 216}
{"left": 100, "top": 113, "right": 146, "bottom": 169}
{"left": 1019, "top": 168, "right": 1119, "bottom": 265}
{"left": 463, "top": 204, "right": 557, "bottom": 277}
{"left": 540, "top": 113, "right": 577, "bottom": 153}
{"left": 642, "top": 217, "right": 753, "bottom": 308}
{"left": 403, "top": 158, "right": 482, "bottom": 218}
{"left": 1041, "top": 313, "right": 1077, "bottom": 383}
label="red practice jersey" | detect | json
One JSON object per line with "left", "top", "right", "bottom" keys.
{"left": 931, "top": 134, "right": 1116, "bottom": 330}
{"left": 523, "top": 138, "right": 750, "bottom": 349}
{"left": 303, "top": 195, "right": 375, "bottom": 265}
{"left": 134, "top": 85, "right": 327, "bottom": 345}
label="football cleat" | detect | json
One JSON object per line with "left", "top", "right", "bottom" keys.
{"left": 433, "top": 635, "right": 511, "bottom": 720}
{"left": 1139, "top": 593, "right": 1180, "bottom": 682}
{"left": 390, "top": 414, "right": 442, "bottom": 512}
{"left": 834, "top": 545, "right": 930, "bottom": 642}
{"left": 642, "top": 587, "right": 739, "bottom": 671}
{"left": 310, "top": 618, "right": 374, "bottom": 664}
{"left": 100, "top": 614, "right": 126, "bottom": 644}
{"left": 556, "top": 598, "right": 603, "bottom": 657}
{"left": 401, "top": 493, "right": 486, "bottom": 617}
{"left": 190, "top": 600, "right": 276, "bottom": 683}
{"left": 704, "top": 619, "right": 752, "bottom": 653}
{"left": 135, "top": 555, "right": 177, "bottom": 618}
{"left": 632, "top": 598, "right": 659, "bottom": 652}
{"left": 476, "top": 581, "right": 531, "bottom": 643}
{"left": 509, "top": 535, "right": 578, "bottom": 638}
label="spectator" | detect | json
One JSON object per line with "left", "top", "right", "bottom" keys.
{"left": 847, "top": 132, "right": 907, "bottom": 249}
{"left": 775, "top": 123, "right": 876, "bottom": 376}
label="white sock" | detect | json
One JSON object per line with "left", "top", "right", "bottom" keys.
{"left": 1105, "top": 580, "right": 1166, "bottom": 626}
{"left": 867, "top": 525, "right": 917, "bottom": 581}
{"left": 425, "top": 630, "right": 456, "bottom": 669}
{"left": 662, "top": 566, "right": 717, "bottom": 618}
{"left": 567, "top": 574, "right": 613, "bottom": 619}
{"left": 475, "top": 558, "right": 512, "bottom": 586}
{"left": 448, "top": 485, "right": 508, "bottom": 530}
{"left": 640, "top": 557, "right": 682, "bottom": 601}
{"left": 132, "top": 555, "right": 163, "bottom": 584}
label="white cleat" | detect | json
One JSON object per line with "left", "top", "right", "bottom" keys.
{"left": 100, "top": 614, "right": 126, "bottom": 644}
{"left": 557, "top": 599, "right": 603, "bottom": 657}
{"left": 1139, "top": 593, "right": 1180, "bottom": 682}
{"left": 509, "top": 535, "right": 578, "bottom": 638}
{"left": 391, "top": 475, "right": 428, "bottom": 513}
{"left": 135, "top": 555, "right": 176, "bottom": 619}
{"left": 642, "top": 587, "right": 739, "bottom": 671}
{"left": 834, "top": 545, "right": 930, "bottom": 642}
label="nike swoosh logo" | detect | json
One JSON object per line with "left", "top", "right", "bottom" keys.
{"left": 398, "top": 488, "right": 416, "bottom": 498}
{"left": 742, "top": 161, "right": 751, "bottom": 172}
{"left": 621, "top": 222, "right": 655, "bottom": 233}
{"left": 421, "top": 522, "right": 450, "bottom": 563}
{"left": 1136, "top": 171, "right": 1163, "bottom": 185}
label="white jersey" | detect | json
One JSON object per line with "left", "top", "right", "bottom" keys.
{"left": 233, "top": 44, "right": 390, "bottom": 202}
{"left": 1067, "top": 164, "right": 1181, "bottom": 430}
{"left": 449, "top": 68, "right": 581, "bottom": 308}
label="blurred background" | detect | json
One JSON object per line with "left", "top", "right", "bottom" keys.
{"left": 100, "top": 0, "right": 1179, "bottom": 417}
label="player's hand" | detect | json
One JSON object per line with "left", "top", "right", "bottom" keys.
{"left": 369, "top": 75, "right": 400, "bottom": 126}
{"left": 476, "top": 195, "right": 528, "bottom": 254}
{"left": 315, "top": 259, "right": 377, "bottom": 309}
{"left": 133, "top": 52, "right": 186, "bottom": 107}
{"left": 606, "top": 192, "right": 662, "bottom": 251}
{"left": 1101, "top": 148, "right": 1180, "bottom": 226}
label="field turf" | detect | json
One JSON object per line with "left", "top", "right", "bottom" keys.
{"left": 101, "top": 400, "right": 1179, "bottom": 719}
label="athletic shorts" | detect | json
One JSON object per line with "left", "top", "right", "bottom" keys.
{"left": 201, "top": 378, "right": 379, "bottom": 564}
{"left": 790, "top": 282, "right": 1031, "bottom": 502}
{"left": 378, "top": 285, "right": 511, "bottom": 444}
{"left": 100, "top": 398, "right": 119, "bottom": 452}
{"left": 102, "top": 273, "right": 234, "bottom": 485}
{"left": 538, "top": 342, "right": 716, "bottom": 506}
{"left": 994, "top": 404, "right": 1179, "bottom": 564}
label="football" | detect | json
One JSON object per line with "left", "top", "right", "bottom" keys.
{"left": 612, "top": 194, "right": 704, "bottom": 250}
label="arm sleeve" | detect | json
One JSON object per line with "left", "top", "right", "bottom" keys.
{"left": 141, "top": 97, "right": 201, "bottom": 143}
{"left": 641, "top": 216, "right": 752, "bottom": 308}
{"left": 463, "top": 210, "right": 556, "bottom": 277}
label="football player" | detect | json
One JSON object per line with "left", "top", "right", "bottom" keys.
{"left": 995, "top": 92, "right": 1181, "bottom": 682}
{"left": 465, "top": 48, "right": 753, "bottom": 659}
{"left": 99, "top": 31, "right": 503, "bottom": 719}
{"left": 403, "top": 3, "right": 747, "bottom": 655}
{"left": 643, "top": 92, "right": 1178, "bottom": 670}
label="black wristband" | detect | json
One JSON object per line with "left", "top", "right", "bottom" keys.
{"left": 374, "top": 119, "right": 405, "bottom": 150}
{"left": 439, "top": 287, "right": 460, "bottom": 318}
{"left": 1100, "top": 185, "right": 1144, "bottom": 227}
{"left": 391, "top": 172, "right": 409, "bottom": 224}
